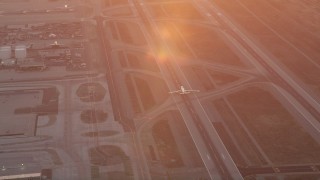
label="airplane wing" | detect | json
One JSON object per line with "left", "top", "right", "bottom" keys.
{"left": 168, "top": 90, "right": 181, "bottom": 94}
{"left": 184, "top": 90, "right": 200, "bottom": 92}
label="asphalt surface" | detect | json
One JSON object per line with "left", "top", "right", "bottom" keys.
{"left": 239, "top": 164, "right": 320, "bottom": 177}
{"left": 130, "top": 0, "right": 238, "bottom": 179}
{"left": 131, "top": 0, "right": 248, "bottom": 179}
{"left": 199, "top": 0, "right": 320, "bottom": 122}
{"left": 166, "top": 61, "right": 232, "bottom": 179}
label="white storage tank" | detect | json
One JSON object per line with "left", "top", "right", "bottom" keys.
{"left": 15, "top": 45, "right": 27, "bottom": 59}
{"left": 0, "top": 46, "right": 11, "bottom": 60}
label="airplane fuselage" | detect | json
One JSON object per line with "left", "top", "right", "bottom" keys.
{"left": 169, "top": 86, "right": 199, "bottom": 95}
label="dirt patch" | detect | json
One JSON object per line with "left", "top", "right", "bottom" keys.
{"left": 126, "top": 52, "right": 160, "bottom": 72}
{"left": 89, "top": 145, "right": 129, "bottom": 166}
{"left": 213, "top": 0, "right": 320, "bottom": 97}
{"left": 149, "top": 2, "right": 204, "bottom": 20}
{"left": 246, "top": 173, "right": 320, "bottom": 180}
{"left": 152, "top": 119, "right": 184, "bottom": 168}
{"left": 107, "top": 171, "right": 134, "bottom": 180}
{"left": 82, "top": 130, "right": 118, "bottom": 137}
{"left": 188, "top": 66, "right": 215, "bottom": 91}
{"left": 133, "top": 77, "right": 156, "bottom": 111}
{"left": 115, "top": 21, "right": 147, "bottom": 46}
{"left": 213, "top": 98, "right": 266, "bottom": 166}
{"left": 108, "top": 21, "right": 119, "bottom": 40}
{"left": 154, "top": 21, "right": 197, "bottom": 58}
{"left": 118, "top": 51, "right": 160, "bottom": 72}
{"left": 227, "top": 87, "right": 320, "bottom": 164}
{"left": 102, "top": 7, "right": 133, "bottom": 17}
{"left": 124, "top": 74, "right": 167, "bottom": 113}
{"left": 80, "top": 109, "right": 108, "bottom": 124}
{"left": 89, "top": 145, "right": 133, "bottom": 177}
{"left": 46, "top": 149, "right": 63, "bottom": 165}
{"left": 15, "top": 88, "right": 59, "bottom": 115}
{"left": 125, "top": 75, "right": 142, "bottom": 114}
{"left": 166, "top": 22, "right": 248, "bottom": 67}
{"left": 104, "top": 0, "right": 128, "bottom": 7}
{"left": 76, "top": 83, "right": 106, "bottom": 102}
{"left": 208, "top": 69, "right": 242, "bottom": 87}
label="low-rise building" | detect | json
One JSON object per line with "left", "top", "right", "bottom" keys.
{"left": 15, "top": 45, "right": 27, "bottom": 59}
{"left": 0, "top": 46, "right": 11, "bottom": 60}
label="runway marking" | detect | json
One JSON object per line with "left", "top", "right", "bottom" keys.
{"left": 311, "top": 166, "right": 318, "bottom": 171}
{"left": 207, "top": 154, "right": 211, "bottom": 160}
{"left": 221, "top": 153, "right": 225, "bottom": 160}
{"left": 213, "top": 153, "right": 218, "bottom": 160}
{"left": 209, "top": 144, "right": 214, "bottom": 151}
{"left": 219, "top": 165, "right": 226, "bottom": 173}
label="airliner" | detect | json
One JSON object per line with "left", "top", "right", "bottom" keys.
{"left": 50, "top": 41, "right": 65, "bottom": 47}
{"left": 169, "top": 86, "right": 200, "bottom": 95}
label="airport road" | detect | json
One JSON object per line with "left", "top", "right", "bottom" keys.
{"left": 193, "top": 0, "right": 320, "bottom": 131}
{"left": 61, "top": 80, "right": 88, "bottom": 179}
{"left": 131, "top": 0, "right": 243, "bottom": 179}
